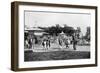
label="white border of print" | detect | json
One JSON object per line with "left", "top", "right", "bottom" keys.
{"left": 18, "top": 5, "right": 95, "bottom": 68}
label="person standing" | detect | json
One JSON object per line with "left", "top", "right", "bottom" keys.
{"left": 72, "top": 33, "right": 77, "bottom": 50}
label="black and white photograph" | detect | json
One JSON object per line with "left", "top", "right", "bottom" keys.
{"left": 24, "top": 10, "right": 91, "bottom": 62}
{"left": 11, "top": 2, "right": 97, "bottom": 71}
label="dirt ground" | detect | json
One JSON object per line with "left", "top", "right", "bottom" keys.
{"left": 24, "top": 50, "right": 90, "bottom": 61}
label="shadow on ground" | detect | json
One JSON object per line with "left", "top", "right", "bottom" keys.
{"left": 24, "top": 50, "right": 90, "bottom": 61}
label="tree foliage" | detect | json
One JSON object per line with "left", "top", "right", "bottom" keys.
{"left": 84, "top": 27, "right": 90, "bottom": 42}
{"left": 42, "top": 24, "right": 75, "bottom": 36}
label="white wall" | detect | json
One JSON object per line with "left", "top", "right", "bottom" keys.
{"left": 0, "top": 0, "right": 99, "bottom": 73}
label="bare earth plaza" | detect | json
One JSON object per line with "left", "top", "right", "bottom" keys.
{"left": 24, "top": 11, "right": 90, "bottom": 62}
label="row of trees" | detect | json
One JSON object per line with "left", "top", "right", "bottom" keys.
{"left": 25, "top": 24, "right": 90, "bottom": 42}
{"left": 39, "top": 24, "right": 75, "bottom": 36}
{"left": 39, "top": 24, "right": 90, "bottom": 42}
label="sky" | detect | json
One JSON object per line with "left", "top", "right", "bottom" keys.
{"left": 25, "top": 11, "right": 91, "bottom": 35}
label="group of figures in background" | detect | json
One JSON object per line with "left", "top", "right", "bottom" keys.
{"left": 24, "top": 29, "right": 90, "bottom": 51}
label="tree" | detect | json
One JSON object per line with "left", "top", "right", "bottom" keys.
{"left": 63, "top": 24, "right": 74, "bottom": 36}
{"left": 43, "top": 24, "right": 62, "bottom": 36}
{"left": 76, "top": 27, "right": 81, "bottom": 39}
{"left": 84, "top": 27, "right": 90, "bottom": 42}
{"left": 42, "top": 24, "right": 75, "bottom": 36}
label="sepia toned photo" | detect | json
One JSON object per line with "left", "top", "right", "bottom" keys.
{"left": 24, "top": 11, "right": 91, "bottom": 62}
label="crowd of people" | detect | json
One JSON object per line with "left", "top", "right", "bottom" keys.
{"left": 25, "top": 32, "right": 78, "bottom": 50}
